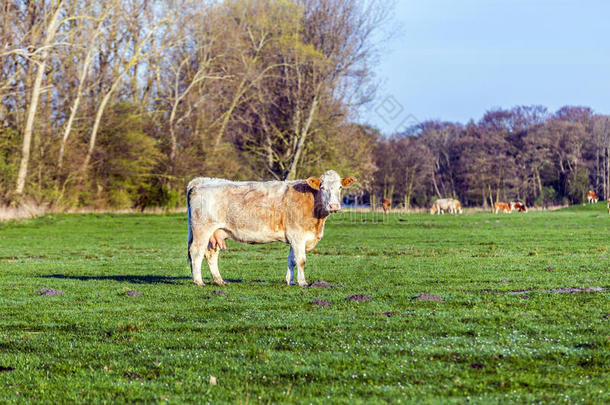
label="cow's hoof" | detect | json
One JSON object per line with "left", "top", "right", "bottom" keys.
{"left": 193, "top": 280, "right": 205, "bottom": 286}
{"left": 298, "top": 282, "right": 308, "bottom": 287}
{"left": 213, "top": 280, "right": 227, "bottom": 286}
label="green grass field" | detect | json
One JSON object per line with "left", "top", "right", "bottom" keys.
{"left": 1, "top": 205, "right": 609, "bottom": 403}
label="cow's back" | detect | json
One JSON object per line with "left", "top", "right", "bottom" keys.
{"left": 436, "top": 198, "right": 451, "bottom": 210}
{"left": 189, "top": 179, "right": 302, "bottom": 244}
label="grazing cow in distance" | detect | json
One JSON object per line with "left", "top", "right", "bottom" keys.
{"left": 510, "top": 201, "right": 528, "bottom": 212}
{"left": 382, "top": 198, "right": 391, "bottom": 214}
{"left": 493, "top": 202, "right": 511, "bottom": 214}
{"left": 430, "top": 198, "right": 463, "bottom": 215}
{"left": 187, "top": 170, "right": 356, "bottom": 287}
{"left": 586, "top": 190, "right": 599, "bottom": 203}
{"left": 452, "top": 200, "right": 463, "bottom": 214}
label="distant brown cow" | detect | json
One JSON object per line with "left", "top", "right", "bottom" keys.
{"left": 382, "top": 198, "right": 391, "bottom": 214}
{"left": 587, "top": 190, "right": 599, "bottom": 203}
{"left": 510, "top": 201, "right": 527, "bottom": 212}
{"left": 493, "top": 202, "right": 511, "bottom": 214}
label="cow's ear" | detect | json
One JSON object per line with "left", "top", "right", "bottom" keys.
{"left": 341, "top": 177, "right": 356, "bottom": 187}
{"left": 307, "top": 177, "right": 321, "bottom": 190}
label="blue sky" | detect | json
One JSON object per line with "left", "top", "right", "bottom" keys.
{"left": 361, "top": 0, "right": 610, "bottom": 134}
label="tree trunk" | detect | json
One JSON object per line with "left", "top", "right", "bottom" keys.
{"left": 285, "top": 88, "right": 320, "bottom": 180}
{"left": 80, "top": 19, "right": 166, "bottom": 173}
{"left": 214, "top": 76, "right": 248, "bottom": 148}
{"left": 80, "top": 87, "right": 114, "bottom": 173}
{"left": 15, "top": 1, "right": 64, "bottom": 196}
{"left": 58, "top": 10, "right": 108, "bottom": 169}
{"left": 404, "top": 174, "right": 414, "bottom": 210}
{"left": 488, "top": 185, "right": 494, "bottom": 209}
{"left": 431, "top": 172, "right": 442, "bottom": 198}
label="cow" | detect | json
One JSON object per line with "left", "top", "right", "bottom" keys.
{"left": 430, "top": 198, "right": 463, "bottom": 215}
{"left": 587, "top": 190, "right": 599, "bottom": 203}
{"left": 510, "top": 201, "right": 528, "bottom": 212}
{"left": 186, "top": 170, "right": 356, "bottom": 287}
{"left": 381, "top": 198, "right": 391, "bottom": 214}
{"left": 493, "top": 202, "right": 511, "bottom": 214}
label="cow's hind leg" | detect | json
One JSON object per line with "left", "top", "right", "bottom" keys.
{"left": 205, "top": 246, "right": 225, "bottom": 285}
{"left": 189, "top": 227, "right": 216, "bottom": 286}
{"left": 189, "top": 241, "right": 206, "bottom": 286}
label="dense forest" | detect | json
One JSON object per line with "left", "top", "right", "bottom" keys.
{"left": 1, "top": 1, "right": 609, "bottom": 210}
{"left": 376, "top": 106, "right": 610, "bottom": 208}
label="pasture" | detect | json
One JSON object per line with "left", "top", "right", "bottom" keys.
{"left": 1, "top": 206, "right": 609, "bottom": 403}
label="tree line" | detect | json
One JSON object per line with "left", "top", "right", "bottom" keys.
{"left": 2, "top": 1, "right": 608, "bottom": 210}
{"left": 1, "top": 0, "right": 387, "bottom": 208}
{"left": 375, "top": 105, "right": 610, "bottom": 208}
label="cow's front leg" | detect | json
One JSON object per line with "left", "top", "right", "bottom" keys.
{"left": 285, "top": 246, "right": 296, "bottom": 285}
{"left": 291, "top": 241, "right": 307, "bottom": 287}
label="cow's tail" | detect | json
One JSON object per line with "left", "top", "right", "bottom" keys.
{"left": 186, "top": 183, "right": 194, "bottom": 270}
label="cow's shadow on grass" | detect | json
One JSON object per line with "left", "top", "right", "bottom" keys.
{"left": 40, "top": 274, "right": 245, "bottom": 285}
{"left": 40, "top": 273, "right": 189, "bottom": 284}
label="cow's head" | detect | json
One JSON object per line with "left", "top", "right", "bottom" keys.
{"left": 307, "top": 170, "right": 356, "bottom": 213}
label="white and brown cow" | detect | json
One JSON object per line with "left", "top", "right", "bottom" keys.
{"left": 510, "top": 201, "right": 528, "bottom": 212}
{"left": 430, "top": 198, "right": 462, "bottom": 215}
{"left": 493, "top": 202, "right": 511, "bottom": 214}
{"left": 186, "top": 170, "right": 356, "bottom": 287}
{"left": 587, "top": 190, "right": 599, "bottom": 204}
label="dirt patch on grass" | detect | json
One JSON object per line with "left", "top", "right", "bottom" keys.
{"left": 125, "top": 290, "right": 142, "bottom": 297}
{"left": 379, "top": 311, "right": 396, "bottom": 317}
{"left": 470, "top": 363, "right": 484, "bottom": 370}
{"left": 312, "top": 299, "right": 332, "bottom": 306}
{"left": 547, "top": 287, "right": 605, "bottom": 293}
{"left": 508, "top": 287, "right": 607, "bottom": 294}
{"left": 37, "top": 288, "right": 64, "bottom": 296}
{"left": 212, "top": 290, "right": 227, "bottom": 296}
{"left": 413, "top": 294, "right": 443, "bottom": 302}
{"left": 347, "top": 294, "right": 371, "bottom": 302}
{"left": 308, "top": 280, "right": 344, "bottom": 289}
{"left": 124, "top": 370, "right": 144, "bottom": 380}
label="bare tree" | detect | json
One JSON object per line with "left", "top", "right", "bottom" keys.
{"left": 57, "top": 1, "right": 118, "bottom": 169}
{"left": 79, "top": 3, "right": 170, "bottom": 174}
{"left": 229, "top": 0, "right": 392, "bottom": 180}
{"left": 14, "top": 1, "right": 65, "bottom": 197}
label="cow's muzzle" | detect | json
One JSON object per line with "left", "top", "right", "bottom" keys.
{"left": 327, "top": 203, "right": 341, "bottom": 212}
